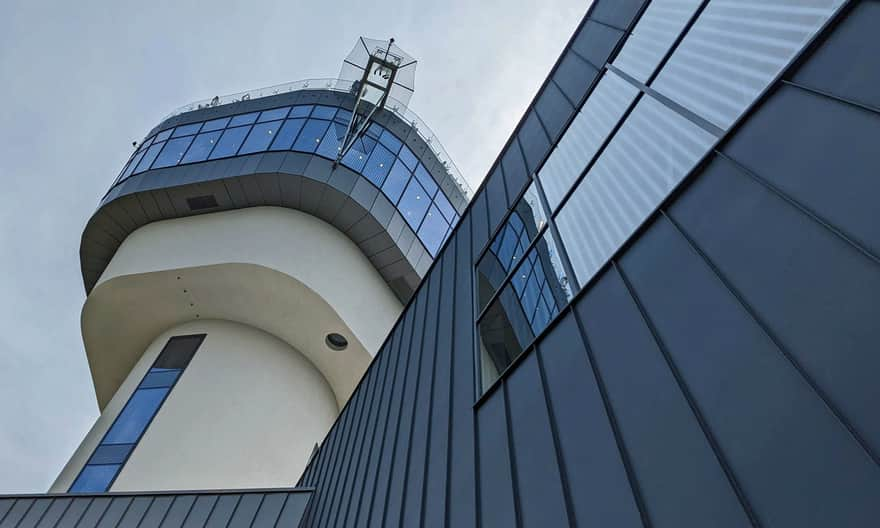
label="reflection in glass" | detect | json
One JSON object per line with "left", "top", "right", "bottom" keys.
{"left": 258, "top": 107, "right": 290, "bottom": 122}
{"left": 478, "top": 231, "right": 572, "bottom": 390}
{"left": 154, "top": 129, "right": 173, "bottom": 142}
{"left": 316, "top": 122, "right": 346, "bottom": 159}
{"left": 171, "top": 122, "right": 202, "bottom": 138}
{"left": 362, "top": 144, "right": 395, "bottom": 187}
{"left": 556, "top": 94, "right": 715, "bottom": 286}
{"left": 292, "top": 119, "right": 331, "bottom": 153}
{"left": 382, "top": 159, "right": 410, "bottom": 204}
{"left": 134, "top": 142, "right": 164, "bottom": 173}
{"left": 201, "top": 117, "right": 230, "bottom": 132}
{"left": 342, "top": 134, "right": 377, "bottom": 173}
{"left": 229, "top": 112, "right": 259, "bottom": 127}
{"left": 70, "top": 464, "right": 119, "bottom": 493}
{"left": 208, "top": 126, "right": 251, "bottom": 159}
{"left": 181, "top": 131, "right": 221, "bottom": 163}
{"left": 538, "top": 71, "right": 639, "bottom": 211}
{"left": 651, "top": 0, "right": 844, "bottom": 130}
{"left": 103, "top": 387, "right": 169, "bottom": 445}
{"left": 399, "top": 178, "right": 430, "bottom": 230}
{"left": 417, "top": 205, "right": 450, "bottom": 256}
{"left": 269, "top": 119, "right": 306, "bottom": 151}
{"left": 152, "top": 136, "right": 194, "bottom": 169}
{"left": 239, "top": 121, "right": 283, "bottom": 155}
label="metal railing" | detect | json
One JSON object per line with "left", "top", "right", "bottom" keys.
{"left": 161, "top": 78, "right": 472, "bottom": 198}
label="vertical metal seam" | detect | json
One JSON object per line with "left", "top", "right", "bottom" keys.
{"left": 443, "top": 238, "right": 458, "bottom": 528}
{"left": 571, "top": 304, "right": 653, "bottom": 528}
{"left": 220, "top": 496, "right": 242, "bottom": 528}
{"left": 268, "top": 494, "right": 289, "bottom": 528}
{"left": 502, "top": 383, "right": 523, "bottom": 528}
{"left": 69, "top": 497, "right": 96, "bottom": 528}
{"left": 613, "top": 260, "right": 762, "bottom": 527}
{"left": 174, "top": 495, "right": 200, "bottom": 528}
{"left": 132, "top": 497, "right": 157, "bottom": 528}
{"left": 244, "top": 494, "right": 267, "bottom": 528}
{"left": 10, "top": 499, "right": 36, "bottom": 528}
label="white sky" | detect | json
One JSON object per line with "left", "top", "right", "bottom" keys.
{"left": 0, "top": 0, "right": 589, "bottom": 492}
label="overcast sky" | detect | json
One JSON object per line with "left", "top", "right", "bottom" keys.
{"left": 0, "top": 0, "right": 588, "bottom": 492}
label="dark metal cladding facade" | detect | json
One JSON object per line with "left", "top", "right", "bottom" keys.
{"left": 295, "top": 1, "right": 880, "bottom": 527}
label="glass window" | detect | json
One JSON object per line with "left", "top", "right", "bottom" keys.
{"left": 229, "top": 112, "right": 259, "bottom": 127}
{"left": 154, "top": 129, "right": 173, "bottom": 142}
{"left": 316, "top": 121, "right": 346, "bottom": 159}
{"left": 208, "top": 126, "right": 251, "bottom": 159}
{"left": 398, "top": 145, "right": 418, "bottom": 171}
{"left": 171, "top": 122, "right": 203, "bottom": 138}
{"left": 538, "top": 70, "right": 639, "bottom": 211}
{"left": 201, "top": 117, "right": 230, "bottom": 132}
{"left": 417, "top": 205, "right": 450, "bottom": 256}
{"left": 102, "top": 388, "right": 169, "bottom": 445}
{"left": 341, "top": 134, "right": 377, "bottom": 172}
{"left": 139, "top": 369, "right": 181, "bottom": 389}
{"left": 270, "top": 118, "right": 306, "bottom": 151}
{"left": 311, "top": 105, "right": 337, "bottom": 119}
{"left": 258, "top": 107, "right": 290, "bottom": 122}
{"left": 612, "top": 0, "right": 702, "bottom": 82}
{"left": 181, "top": 130, "right": 222, "bottom": 163}
{"left": 292, "top": 119, "right": 331, "bottom": 153}
{"left": 362, "top": 143, "right": 395, "bottom": 187}
{"left": 382, "top": 159, "right": 411, "bottom": 204}
{"left": 121, "top": 149, "right": 146, "bottom": 180}
{"left": 239, "top": 120, "right": 283, "bottom": 155}
{"left": 399, "top": 178, "right": 431, "bottom": 230}
{"left": 413, "top": 164, "right": 438, "bottom": 199}
{"left": 366, "top": 122, "right": 383, "bottom": 139}
{"left": 556, "top": 94, "right": 715, "bottom": 286}
{"left": 88, "top": 444, "right": 134, "bottom": 465}
{"left": 289, "top": 105, "right": 312, "bottom": 118}
{"left": 133, "top": 141, "right": 164, "bottom": 173}
{"left": 334, "top": 108, "right": 353, "bottom": 124}
{"left": 137, "top": 135, "right": 154, "bottom": 153}
{"left": 378, "top": 129, "right": 402, "bottom": 154}
{"left": 650, "top": 0, "right": 844, "bottom": 130}
{"left": 152, "top": 136, "right": 194, "bottom": 169}
{"left": 434, "top": 193, "right": 457, "bottom": 223}
{"left": 70, "top": 464, "right": 119, "bottom": 493}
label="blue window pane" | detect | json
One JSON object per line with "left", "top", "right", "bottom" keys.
{"left": 289, "top": 105, "right": 312, "bottom": 118}
{"left": 181, "top": 131, "right": 222, "bottom": 163}
{"left": 152, "top": 136, "right": 194, "bottom": 169}
{"left": 154, "top": 129, "right": 173, "bottom": 142}
{"left": 88, "top": 444, "right": 134, "bottom": 465}
{"left": 140, "top": 369, "right": 181, "bottom": 389}
{"left": 103, "top": 387, "right": 169, "bottom": 444}
{"left": 378, "top": 129, "right": 402, "bottom": 154}
{"left": 208, "top": 126, "right": 251, "bottom": 159}
{"left": 434, "top": 193, "right": 457, "bottom": 223}
{"left": 418, "top": 205, "right": 449, "bottom": 256}
{"left": 292, "top": 119, "right": 331, "bottom": 153}
{"left": 229, "top": 112, "right": 259, "bottom": 127}
{"left": 239, "top": 121, "right": 283, "bottom": 155}
{"left": 311, "top": 105, "right": 337, "bottom": 119}
{"left": 137, "top": 135, "right": 154, "bottom": 153}
{"left": 122, "top": 149, "right": 146, "bottom": 180}
{"left": 316, "top": 122, "right": 346, "bottom": 159}
{"left": 134, "top": 142, "right": 164, "bottom": 173}
{"left": 269, "top": 119, "right": 306, "bottom": 151}
{"left": 362, "top": 144, "right": 394, "bottom": 187}
{"left": 399, "top": 178, "right": 431, "bottom": 230}
{"left": 366, "top": 122, "right": 383, "bottom": 139}
{"left": 334, "top": 108, "right": 352, "bottom": 124}
{"left": 201, "top": 117, "right": 230, "bottom": 132}
{"left": 399, "top": 145, "right": 417, "bottom": 171}
{"left": 382, "top": 159, "right": 410, "bottom": 204}
{"left": 70, "top": 464, "right": 119, "bottom": 493}
{"left": 341, "top": 134, "right": 377, "bottom": 172}
{"left": 414, "top": 164, "right": 438, "bottom": 198}
{"left": 258, "top": 107, "right": 290, "bottom": 122}
{"left": 171, "top": 123, "right": 202, "bottom": 138}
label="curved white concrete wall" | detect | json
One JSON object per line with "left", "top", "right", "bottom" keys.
{"left": 52, "top": 320, "right": 338, "bottom": 492}
{"left": 82, "top": 206, "right": 402, "bottom": 409}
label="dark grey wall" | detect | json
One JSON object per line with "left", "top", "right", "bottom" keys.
{"left": 296, "top": 1, "right": 880, "bottom": 527}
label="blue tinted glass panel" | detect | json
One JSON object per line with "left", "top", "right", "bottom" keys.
{"left": 172, "top": 123, "right": 202, "bottom": 138}
{"left": 229, "top": 112, "right": 259, "bottom": 126}
{"left": 334, "top": 108, "right": 352, "bottom": 124}
{"left": 140, "top": 369, "right": 181, "bottom": 389}
{"left": 103, "top": 387, "right": 169, "bottom": 444}
{"left": 414, "top": 164, "right": 438, "bottom": 198}
{"left": 362, "top": 144, "right": 394, "bottom": 187}
{"left": 418, "top": 206, "right": 449, "bottom": 256}
{"left": 152, "top": 136, "right": 194, "bottom": 169}
{"left": 399, "top": 178, "right": 431, "bottom": 230}
{"left": 70, "top": 464, "right": 119, "bottom": 493}
{"left": 154, "top": 129, "right": 173, "bottom": 142}
{"left": 366, "top": 122, "right": 383, "bottom": 139}
{"left": 399, "top": 145, "right": 417, "bottom": 170}
{"left": 378, "top": 129, "right": 402, "bottom": 154}
{"left": 134, "top": 142, "right": 164, "bottom": 173}
{"left": 137, "top": 135, "right": 154, "bottom": 153}
{"left": 341, "top": 135, "right": 377, "bottom": 172}
{"left": 311, "top": 105, "right": 337, "bottom": 119}
{"left": 122, "top": 149, "right": 146, "bottom": 180}
{"left": 201, "top": 117, "right": 230, "bottom": 132}
{"left": 89, "top": 444, "right": 134, "bottom": 465}
{"left": 270, "top": 119, "right": 306, "bottom": 151}
{"left": 239, "top": 121, "right": 283, "bottom": 155}
{"left": 181, "top": 131, "right": 222, "bottom": 163}
{"left": 382, "top": 159, "right": 411, "bottom": 204}
{"left": 434, "top": 193, "right": 456, "bottom": 223}
{"left": 208, "top": 126, "right": 251, "bottom": 159}
{"left": 292, "top": 119, "right": 331, "bottom": 153}
{"left": 289, "top": 105, "right": 312, "bottom": 118}
{"left": 258, "top": 107, "right": 290, "bottom": 122}
{"left": 316, "top": 122, "right": 345, "bottom": 159}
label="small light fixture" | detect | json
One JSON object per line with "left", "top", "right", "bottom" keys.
{"left": 325, "top": 333, "right": 348, "bottom": 351}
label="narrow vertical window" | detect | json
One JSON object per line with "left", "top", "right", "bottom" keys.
{"left": 69, "top": 334, "right": 205, "bottom": 493}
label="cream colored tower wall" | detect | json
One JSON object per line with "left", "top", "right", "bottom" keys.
{"left": 51, "top": 320, "right": 337, "bottom": 492}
